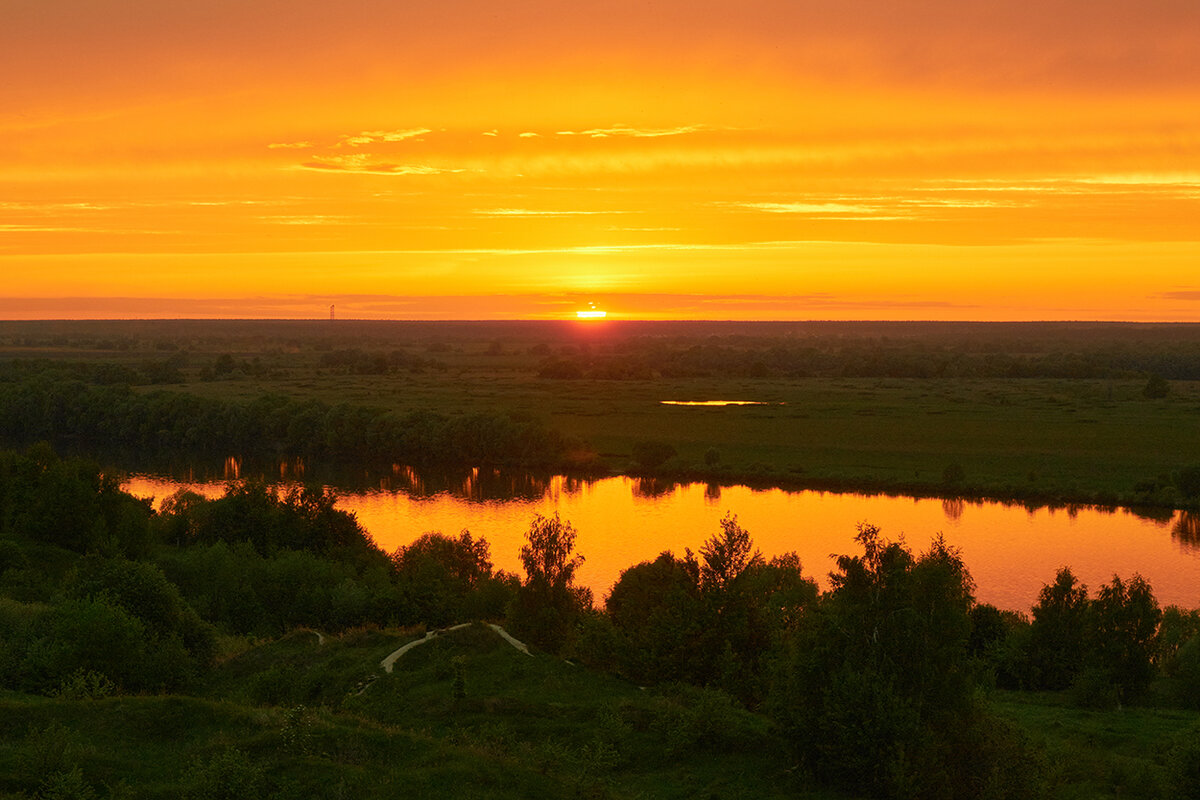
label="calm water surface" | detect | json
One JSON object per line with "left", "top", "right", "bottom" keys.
{"left": 122, "top": 471, "right": 1200, "bottom": 613}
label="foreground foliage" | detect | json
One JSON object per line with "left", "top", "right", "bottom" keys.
{"left": 4, "top": 443, "right": 1200, "bottom": 798}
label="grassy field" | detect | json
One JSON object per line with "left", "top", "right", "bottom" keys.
{"left": 0, "top": 624, "right": 822, "bottom": 799}
{"left": 3, "top": 319, "right": 1200, "bottom": 504}
{"left": 179, "top": 370, "right": 1200, "bottom": 499}
{"left": 3, "top": 623, "right": 1195, "bottom": 799}
{"left": 991, "top": 690, "right": 1200, "bottom": 799}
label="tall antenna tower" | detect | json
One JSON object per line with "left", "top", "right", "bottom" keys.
{"left": 329, "top": 304, "right": 335, "bottom": 322}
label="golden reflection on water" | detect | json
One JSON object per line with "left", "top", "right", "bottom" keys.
{"left": 1174, "top": 512, "right": 1200, "bottom": 546}
{"left": 279, "top": 457, "right": 306, "bottom": 480}
{"left": 121, "top": 474, "right": 1200, "bottom": 613}
{"left": 660, "top": 400, "right": 782, "bottom": 406}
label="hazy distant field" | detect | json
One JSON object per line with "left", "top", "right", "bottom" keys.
{"left": 3, "top": 319, "right": 1200, "bottom": 503}
{"left": 176, "top": 371, "right": 1200, "bottom": 497}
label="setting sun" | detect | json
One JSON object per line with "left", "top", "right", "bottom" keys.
{"left": 2, "top": 2, "right": 1199, "bottom": 320}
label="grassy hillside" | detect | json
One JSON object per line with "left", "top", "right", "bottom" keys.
{"left": 0, "top": 624, "right": 821, "bottom": 800}
{"left": 4, "top": 622, "right": 1198, "bottom": 799}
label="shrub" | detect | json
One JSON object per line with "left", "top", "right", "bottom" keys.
{"left": 1168, "top": 635, "right": 1200, "bottom": 709}
{"left": 1176, "top": 466, "right": 1200, "bottom": 500}
{"left": 630, "top": 441, "right": 677, "bottom": 470}
{"left": 392, "top": 530, "right": 495, "bottom": 626}
{"left": 942, "top": 462, "right": 967, "bottom": 485}
{"left": 182, "top": 748, "right": 269, "bottom": 800}
{"left": 1168, "top": 727, "right": 1200, "bottom": 800}
{"left": 54, "top": 668, "right": 117, "bottom": 701}
{"left": 1144, "top": 373, "right": 1170, "bottom": 399}
{"left": 37, "top": 767, "right": 97, "bottom": 800}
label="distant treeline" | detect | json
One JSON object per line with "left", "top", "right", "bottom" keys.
{"left": 4, "top": 444, "right": 1200, "bottom": 798}
{"left": 8, "top": 319, "right": 1200, "bottom": 382}
{"left": 0, "top": 374, "right": 577, "bottom": 469}
{"left": 538, "top": 335, "right": 1200, "bottom": 380}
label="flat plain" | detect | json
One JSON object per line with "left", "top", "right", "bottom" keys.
{"left": 3, "top": 319, "right": 1199, "bottom": 504}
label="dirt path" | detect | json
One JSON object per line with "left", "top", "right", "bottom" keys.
{"left": 487, "top": 623, "right": 530, "bottom": 655}
{"left": 379, "top": 623, "right": 532, "bottom": 673}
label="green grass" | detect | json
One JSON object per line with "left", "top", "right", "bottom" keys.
{"left": 174, "top": 371, "right": 1200, "bottom": 503}
{"left": 5, "top": 620, "right": 1199, "bottom": 798}
{"left": 6, "top": 318, "right": 1200, "bottom": 504}
{"left": 0, "top": 623, "right": 822, "bottom": 799}
{"left": 993, "top": 690, "right": 1200, "bottom": 799}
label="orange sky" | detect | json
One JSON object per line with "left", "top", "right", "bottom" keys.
{"left": 3, "top": 1, "right": 1199, "bottom": 320}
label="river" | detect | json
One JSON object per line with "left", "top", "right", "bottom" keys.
{"left": 121, "top": 464, "right": 1200, "bottom": 613}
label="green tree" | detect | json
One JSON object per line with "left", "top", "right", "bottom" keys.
{"left": 508, "top": 513, "right": 591, "bottom": 652}
{"left": 771, "top": 525, "right": 996, "bottom": 798}
{"left": 1086, "top": 573, "right": 1161, "bottom": 701}
{"left": 65, "top": 555, "right": 217, "bottom": 675}
{"left": 699, "top": 512, "right": 761, "bottom": 590}
{"left": 391, "top": 530, "right": 495, "bottom": 625}
{"left": 606, "top": 551, "right": 703, "bottom": 684}
{"left": 1027, "top": 567, "right": 1089, "bottom": 689}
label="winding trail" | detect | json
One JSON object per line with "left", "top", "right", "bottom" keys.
{"left": 487, "top": 623, "right": 530, "bottom": 655}
{"left": 379, "top": 623, "right": 532, "bottom": 673}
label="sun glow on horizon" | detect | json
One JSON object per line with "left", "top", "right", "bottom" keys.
{"left": 3, "top": 1, "right": 1200, "bottom": 320}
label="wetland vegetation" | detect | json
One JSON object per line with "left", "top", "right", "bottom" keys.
{"left": 3, "top": 319, "right": 1200, "bottom": 508}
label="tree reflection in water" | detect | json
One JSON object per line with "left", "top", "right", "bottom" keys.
{"left": 1173, "top": 511, "right": 1200, "bottom": 549}
{"left": 942, "top": 498, "right": 964, "bottom": 522}
{"left": 1128, "top": 505, "right": 1176, "bottom": 525}
{"left": 632, "top": 477, "right": 675, "bottom": 499}
{"left": 384, "top": 464, "right": 556, "bottom": 503}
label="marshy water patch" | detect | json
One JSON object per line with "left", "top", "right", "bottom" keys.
{"left": 660, "top": 400, "right": 785, "bottom": 406}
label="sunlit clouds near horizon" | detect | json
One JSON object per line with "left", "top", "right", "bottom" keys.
{"left": 3, "top": 1, "right": 1200, "bottom": 320}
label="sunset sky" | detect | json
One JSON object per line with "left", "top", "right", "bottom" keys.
{"left": 3, "top": 0, "right": 1199, "bottom": 320}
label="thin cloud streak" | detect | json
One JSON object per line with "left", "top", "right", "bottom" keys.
{"left": 474, "top": 208, "right": 632, "bottom": 216}
{"left": 337, "top": 128, "right": 432, "bottom": 147}
{"left": 555, "top": 124, "right": 715, "bottom": 138}
{"left": 295, "top": 156, "right": 468, "bottom": 175}
{"left": 735, "top": 202, "right": 881, "bottom": 215}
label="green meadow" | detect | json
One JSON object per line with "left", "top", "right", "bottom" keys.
{"left": 0, "top": 625, "right": 818, "bottom": 799}
{"left": 188, "top": 370, "right": 1199, "bottom": 501}
{"left": 4, "top": 623, "right": 1198, "bottom": 800}
{"left": 4, "top": 318, "right": 1197, "bottom": 505}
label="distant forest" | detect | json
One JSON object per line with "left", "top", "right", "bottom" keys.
{"left": 6, "top": 319, "right": 1200, "bottom": 380}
